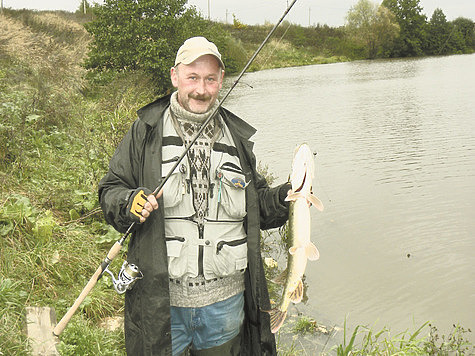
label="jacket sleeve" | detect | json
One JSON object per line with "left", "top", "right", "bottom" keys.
{"left": 254, "top": 171, "right": 290, "bottom": 230}
{"left": 244, "top": 142, "right": 290, "bottom": 230}
{"left": 98, "top": 119, "right": 147, "bottom": 233}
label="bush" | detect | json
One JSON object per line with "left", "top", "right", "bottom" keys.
{"left": 83, "top": 0, "right": 228, "bottom": 94}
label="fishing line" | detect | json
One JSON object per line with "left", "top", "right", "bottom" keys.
{"left": 259, "top": 20, "right": 293, "bottom": 69}
{"left": 310, "top": 149, "right": 332, "bottom": 204}
{"left": 438, "top": 24, "right": 457, "bottom": 55}
{"left": 315, "top": 174, "right": 332, "bottom": 204}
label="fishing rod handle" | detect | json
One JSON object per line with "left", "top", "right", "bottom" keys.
{"left": 53, "top": 241, "right": 123, "bottom": 336}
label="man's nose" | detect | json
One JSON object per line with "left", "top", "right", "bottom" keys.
{"left": 195, "top": 79, "right": 206, "bottom": 94}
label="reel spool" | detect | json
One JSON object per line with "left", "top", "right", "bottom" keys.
{"left": 104, "top": 261, "right": 143, "bottom": 294}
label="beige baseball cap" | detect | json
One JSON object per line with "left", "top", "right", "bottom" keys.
{"left": 175, "top": 36, "right": 225, "bottom": 69}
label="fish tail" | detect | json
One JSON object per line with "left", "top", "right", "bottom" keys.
{"left": 266, "top": 308, "right": 288, "bottom": 333}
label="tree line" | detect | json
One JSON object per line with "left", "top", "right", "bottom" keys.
{"left": 347, "top": 0, "right": 475, "bottom": 58}
{"left": 79, "top": 0, "right": 474, "bottom": 94}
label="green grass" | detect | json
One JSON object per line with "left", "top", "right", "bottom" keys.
{"left": 0, "top": 10, "right": 147, "bottom": 354}
{"left": 333, "top": 319, "right": 474, "bottom": 355}
{"left": 0, "top": 195, "right": 126, "bottom": 354}
{"left": 57, "top": 317, "right": 126, "bottom": 356}
{"left": 293, "top": 316, "right": 320, "bottom": 335}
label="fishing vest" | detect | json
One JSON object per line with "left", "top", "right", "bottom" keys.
{"left": 161, "top": 109, "right": 248, "bottom": 280}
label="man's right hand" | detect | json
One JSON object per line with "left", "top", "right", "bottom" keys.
{"left": 127, "top": 187, "right": 163, "bottom": 223}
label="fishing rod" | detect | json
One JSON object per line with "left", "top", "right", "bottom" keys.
{"left": 53, "top": 0, "right": 298, "bottom": 337}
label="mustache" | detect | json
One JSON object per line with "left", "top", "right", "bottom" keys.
{"left": 190, "top": 94, "right": 212, "bottom": 101}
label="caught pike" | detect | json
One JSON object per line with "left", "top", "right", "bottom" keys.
{"left": 267, "top": 143, "right": 324, "bottom": 333}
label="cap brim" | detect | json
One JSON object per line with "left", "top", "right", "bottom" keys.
{"left": 177, "top": 52, "right": 225, "bottom": 69}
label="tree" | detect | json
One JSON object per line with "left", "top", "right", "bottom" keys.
{"left": 345, "top": 0, "right": 399, "bottom": 58}
{"left": 84, "top": 0, "right": 246, "bottom": 94}
{"left": 451, "top": 17, "right": 475, "bottom": 53}
{"left": 382, "top": 0, "right": 427, "bottom": 57}
{"left": 425, "top": 12, "right": 474, "bottom": 55}
{"left": 426, "top": 8, "right": 451, "bottom": 54}
{"left": 84, "top": 0, "right": 217, "bottom": 94}
{"left": 77, "top": 0, "right": 91, "bottom": 14}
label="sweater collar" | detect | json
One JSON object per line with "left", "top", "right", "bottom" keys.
{"left": 169, "top": 91, "right": 219, "bottom": 125}
{"left": 137, "top": 94, "right": 257, "bottom": 141}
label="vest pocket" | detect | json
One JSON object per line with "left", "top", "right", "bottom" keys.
{"left": 165, "top": 236, "right": 187, "bottom": 279}
{"left": 205, "top": 236, "right": 247, "bottom": 278}
{"left": 203, "top": 221, "right": 248, "bottom": 279}
{"left": 217, "top": 166, "right": 247, "bottom": 219}
{"left": 162, "top": 160, "right": 195, "bottom": 218}
{"left": 165, "top": 219, "right": 199, "bottom": 279}
{"left": 162, "top": 160, "right": 185, "bottom": 209}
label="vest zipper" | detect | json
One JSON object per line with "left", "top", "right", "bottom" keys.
{"left": 165, "top": 236, "right": 185, "bottom": 243}
{"left": 162, "top": 155, "right": 179, "bottom": 164}
{"left": 164, "top": 216, "right": 195, "bottom": 222}
{"left": 204, "top": 217, "right": 245, "bottom": 223}
{"left": 216, "top": 237, "right": 247, "bottom": 255}
{"left": 220, "top": 163, "right": 243, "bottom": 175}
{"left": 198, "top": 224, "right": 204, "bottom": 275}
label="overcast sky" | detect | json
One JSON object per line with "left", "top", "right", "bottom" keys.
{"left": 4, "top": 0, "right": 475, "bottom": 27}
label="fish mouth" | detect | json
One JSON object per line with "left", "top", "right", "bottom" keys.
{"left": 295, "top": 170, "right": 306, "bottom": 193}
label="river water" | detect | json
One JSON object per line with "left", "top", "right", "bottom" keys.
{"left": 224, "top": 54, "right": 475, "bottom": 339}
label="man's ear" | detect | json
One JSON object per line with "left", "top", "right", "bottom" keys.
{"left": 219, "top": 69, "right": 225, "bottom": 88}
{"left": 170, "top": 66, "right": 178, "bottom": 88}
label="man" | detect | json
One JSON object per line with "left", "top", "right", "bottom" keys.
{"left": 99, "top": 36, "right": 290, "bottom": 355}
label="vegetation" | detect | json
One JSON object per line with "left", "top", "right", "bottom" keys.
{"left": 223, "top": 21, "right": 356, "bottom": 66}
{"left": 382, "top": 0, "right": 474, "bottom": 57}
{"left": 0, "top": 1, "right": 473, "bottom": 354}
{"left": 83, "top": 0, "right": 249, "bottom": 93}
{"left": 345, "top": 0, "right": 400, "bottom": 58}
{"left": 334, "top": 320, "right": 473, "bottom": 355}
{"left": 85, "top": 0, "right": 206, "bottom": 93}
{"left": 0, "top": 9, "right": 148, "bottom": 354}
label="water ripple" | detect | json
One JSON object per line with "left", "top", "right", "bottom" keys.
{"left": 225, "top": 54, "right": 475, "bottom": 335}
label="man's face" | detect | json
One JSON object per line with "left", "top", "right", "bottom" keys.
{"left": 170, "top": 54, "right": 224, "bottom": 114}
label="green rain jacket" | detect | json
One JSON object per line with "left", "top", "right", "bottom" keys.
{"left": 98, "top": 95, "right": 289, "bottom": 355}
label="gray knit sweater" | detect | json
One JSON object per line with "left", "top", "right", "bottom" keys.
{"left": 167, "top": 92, "right": 245, "bottom": 308}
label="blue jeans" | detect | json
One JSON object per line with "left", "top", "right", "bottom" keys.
{"left": 170, "top": 292, "right": 244, "bottom": 356}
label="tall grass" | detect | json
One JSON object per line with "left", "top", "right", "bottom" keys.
{"left": 0, "top": 9, "right": 153, "bottom": 354}
{"left": 334, "top": 319, "right": 474, "bottom": 355}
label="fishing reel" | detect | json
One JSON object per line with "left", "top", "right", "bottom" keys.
{"left": 104, "top": 261, "right": 143, "bottom": 294}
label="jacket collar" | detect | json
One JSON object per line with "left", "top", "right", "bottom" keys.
{"left": 137, "top": 94, "right": 257, "bottom": 142}
{"left": 220, "top": 107, "right": 256, "bottom": 141}
{"left": 136, "top": 94, "right": 171, "bottom": 128}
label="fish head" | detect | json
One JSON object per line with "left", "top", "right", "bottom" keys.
{"left": 290, "top": 144, "right": 315, "bottom": 193}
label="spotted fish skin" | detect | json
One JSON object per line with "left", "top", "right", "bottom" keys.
{"left": 266, "top": 143, "right": 323, "bottom": 334}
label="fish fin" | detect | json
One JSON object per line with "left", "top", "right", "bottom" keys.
{"left": 285, "top": 191, "right": 304, "bottom": 202}
{"left": 290, "top": 279, "right": 304, "bottom": 304}
{"left": 266, "top": 308, "right": 288, "bottom": 334}
{"left": 307, "top": 193, "right": 324, "bottom": 211}
{"left": 271, "top": 269, "right": 288, "bottom": 285}
{"left": 306, "top": 242, "right": 320, "bottom": 261}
